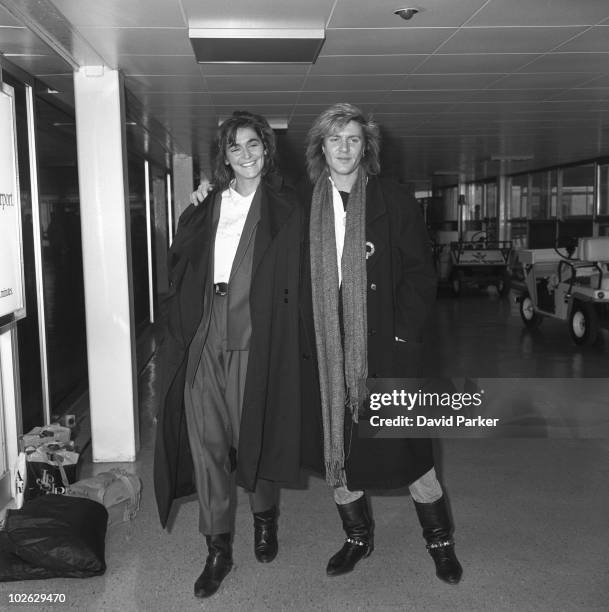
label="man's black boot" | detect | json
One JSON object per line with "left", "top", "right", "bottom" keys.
{"left": 194, "top": 533, "right": 233, "bottom": 598}
{"left": 326, "top": 495, "right": 373, "bottom": 576}
{"left": 414, "top": 496, "right": 463, "bottom": 584}
{"left": 253, "top": 505, "right": 278, "bottom": 563}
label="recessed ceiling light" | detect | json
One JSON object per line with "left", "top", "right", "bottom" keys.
{"left": 490, "top": 155, "right": 534, "bottom": 161}
{"left": 190, "top": 28, "right": 325, "bottom": 64}
{"left": 394, "top": 7, "right": 420, "bottom": 21}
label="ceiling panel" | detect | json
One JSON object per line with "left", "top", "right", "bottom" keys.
{"left": 1, "top": 0, "right": 609, "bottom": 182}
{"left": 4, "top": 54, "right": 72, "bottom": 76}
{"left": 583, "top": 74, "right": 609, "bottom": 87}
{"left": 0, "top": 5, "right": 21, "bottom": 26}
{"left": 549, "top": 88, "right": 609, "bottom": 101}
{"left": 463, "top": 89, "right": 564, "bottom": 102}
{"left": 180, "top": 0, "right": 333, "bottom": 29}
{"left": 52, "top": 0, "right": 186, "bottom": 28}
{"left": 0, "top": 25, "right": 53, "bottom": 54}
{"left": 136, "top": 92, "right": 215, "bottom": 108}
{"left": 118, "top": 55, "right": 201, "bottom": 76}
{"left": 488, "top": 73, "right": 601, "bottom": 89}
{"left": 414, "top": 53, "right": 539, "bottom": 74}
{"left": 125, "top": 74, "right": 207, "bottom": 93}
{"left": 303, "top": 74, "right": 403, "bottom": 91}
{"left": 211, "top": 91, "right": 299, "bottom": 107}
{"left": 555, "top": 26, "right": 609, "bottom": 52}
{"left": 289, "top": 104, "right": 376, "bottom": 117}
{"left": 439, "top": 27, "right": 587, "bottom": 54}
{"left": 518, "top": 52, "right": 609, "bottom": 73}
{"left": 213, "top": 105, "right": 295, "bottom": 117}
{"left": 330, "top": 0, "right": 489, "bottom": 28}
{"left": 469, "top": 0, "right": 609, "bottom": 27}
{"left": 76, "top": 27, "right": 192, "bottom": 67}
{"left": 386, "top": 90, "right": 475, "bottom": 103}
{"left": 311, "top": 55, "right": 424, "bottom": 75}
{"left": 373, "top": 103, "right": 457, "bottom": 114}
{"left": 298, "top": 90, "right": 389, "bottom": 105}
{"left": 404, "top": 74, "right": 504, "bottom": 89}
{"left": 322, "top": 28, "right": 456, "bottom": 55}
{"left": 204, "top": 75, "right": 305, "bottom": 92}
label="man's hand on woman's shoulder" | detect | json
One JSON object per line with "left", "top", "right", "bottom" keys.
{"left": 190, "top": 179, "right": 214, "bottom": 206}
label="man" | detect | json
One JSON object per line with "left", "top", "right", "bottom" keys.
{"left": 154, "top": 111, "right": 303, "bottom": 598}
{"left": 300, "top": 103, "right": 463, "bottom": 583}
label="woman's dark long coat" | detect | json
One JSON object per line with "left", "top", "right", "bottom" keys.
{"left": 154, "top": 175, "right": 303, "bottom": 528}
{"left": 300, "top": 176, "right": 437, "bottom": 489}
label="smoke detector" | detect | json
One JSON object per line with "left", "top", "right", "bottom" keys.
{"left": 394, "top": 7, "right": 420, "bottom": 21}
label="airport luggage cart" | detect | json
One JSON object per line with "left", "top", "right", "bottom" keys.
{"left": 448, "top": 237, "right": 512, "bottom": 297}
{"left": 515, "top": 237, "right": 609, "bottom": 346}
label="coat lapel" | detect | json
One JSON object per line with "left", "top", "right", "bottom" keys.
{"left": 229, "top": 184, "right": 262, "bottom": 281}
{"left": 180, "top": 193, "right": 221, "bottom": 296}
{"left": 365, "top": 177, "right": 387, "bottom": 272}
{"left": 252, "top": 175, "right": 295, "bottom": 278}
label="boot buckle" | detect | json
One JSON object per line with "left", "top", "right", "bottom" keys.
{"left": 345, "top": 537, "right": 367, "bottom": 547}
{"left": 426, "top": 539, "right": 453, "bottom": 551}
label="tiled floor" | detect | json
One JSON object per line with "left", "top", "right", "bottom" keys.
{"left": 4, "top": 291, "right": 608, "bottom": 611}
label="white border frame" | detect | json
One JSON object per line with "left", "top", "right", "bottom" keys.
{"left": 0, "top": 83, "right": 26, "bottom": 331}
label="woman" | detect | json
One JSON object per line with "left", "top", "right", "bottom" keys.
{"left": 154, "top": 111, "right": 303, "bottom": 598}
{"left": 300, "top": 103, "right": 463, "bottom": 584}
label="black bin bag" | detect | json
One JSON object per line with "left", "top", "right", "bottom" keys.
{"left": 0, "top": 494, "right": 108, "bottom": 581}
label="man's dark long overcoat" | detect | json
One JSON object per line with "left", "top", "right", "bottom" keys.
{"left": 154, "top": 174, "right": 303, "bottom": 528}
{"left": 299, "top": 175, "right": 437, "bottom": 489}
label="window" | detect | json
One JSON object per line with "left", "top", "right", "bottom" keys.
{"left": 561, "top": 164, "right": 594, "bottom": 217}
{"left": 510, "top": 175, "right": 528, "bottom": 219}
{"left": 35, "top": 96, "right": 88, "bottom": 417}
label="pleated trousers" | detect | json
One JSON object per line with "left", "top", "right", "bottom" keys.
{"left": 184, "top": 291, "right": 277, "bottom": 535}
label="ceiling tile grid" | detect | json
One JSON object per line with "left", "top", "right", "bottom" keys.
{"left": 0, "top": 0, "right": 608, "bottom": 180}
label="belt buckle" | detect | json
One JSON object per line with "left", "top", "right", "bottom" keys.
{"left": 214, "top": 282, "right": 228, "bottom": 296}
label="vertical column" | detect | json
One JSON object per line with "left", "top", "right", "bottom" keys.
{"left": 457, "top": 173, "right": 467, "bottom": 241}
{"left": 153, "top": 176, "right": 169, "bottom": 294}
{"left": 172, "top": 153, "right": 193, "bottom": 225}
{"left": 73, "top": 67, "right": 139, "bottom": 462}
{"left": 498, "top": 161, "right": 509, "bottom": 242}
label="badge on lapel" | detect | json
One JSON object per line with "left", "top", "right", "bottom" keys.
{"left": 366, "top": 241, "right": 375, "bottom": 260}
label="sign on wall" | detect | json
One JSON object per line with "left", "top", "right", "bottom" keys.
{"left": 0, "top": 84, "right": 25, "bottom": 328}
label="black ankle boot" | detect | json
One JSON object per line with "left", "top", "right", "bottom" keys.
{"left": 326, "top": 495, "right": 373, "bottom": 577}
{"left": 194, "top": 533, "right": 233, "bottom": 598}
{"left": 253, "top": 505, "right": 278, "bottom": 563}
{"left": 414, "top": 496, "right": 463, "bottom": 585}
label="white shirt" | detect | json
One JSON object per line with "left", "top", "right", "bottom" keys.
{"left": 329, "top": 177, "right": 347, "bottom": 284}
{"left": 213, "top": 184, "right": 256, "bottom": 283}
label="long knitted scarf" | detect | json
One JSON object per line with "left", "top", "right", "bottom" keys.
{"left": 309, "top": 167, "right": 368, "bottom": 486}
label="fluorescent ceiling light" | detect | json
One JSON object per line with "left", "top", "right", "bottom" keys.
{"left": 190, "top": 28, "right": 325, "bottom": 64}
{"left": 218, "top": 117, "right": 288, "bottom": 130}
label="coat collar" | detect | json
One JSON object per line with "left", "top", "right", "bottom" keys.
{"left": 178, "top": 174, "right": 297, "bottom": 275}
{"left": 365, "top": 176, "right": 386, "bottom": 226}
{"left": 252, "top": 173, "right": 297, "bottom": 276}
{"left": 179, "top": 194, "right": 218, "bottom": 269}
{"left": 365, "top": 176, "right": 387, "bottom": 272}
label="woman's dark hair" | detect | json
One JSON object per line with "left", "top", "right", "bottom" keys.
{"left": 305, "top": 102, "right": 381, "bottom": 183}
{"left": 212, "top": 111, "right": 277, "bottom": 190}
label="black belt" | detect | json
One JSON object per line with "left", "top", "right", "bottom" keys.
{"left": 214, "top": 282, "right": 228, "bottom": 296}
